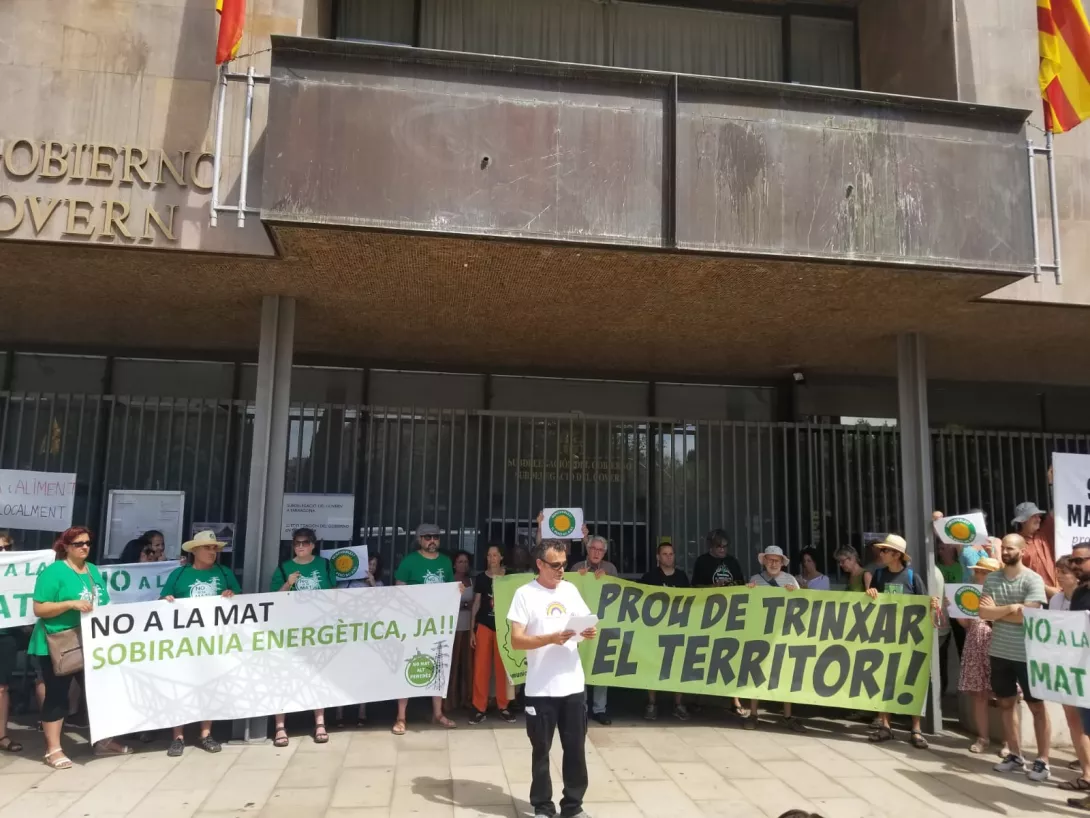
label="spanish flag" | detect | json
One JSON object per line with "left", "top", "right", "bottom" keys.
{"left": 216, "top": 0, "right": 245, "bottom": 65}
{"left": 1039, "top": 0, "right": 1090, "bottom": 133}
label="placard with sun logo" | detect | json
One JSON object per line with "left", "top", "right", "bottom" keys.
{"left": 320, "top": 545, "right": 369, "bottom": 581}
{"left": 541, "top": 507, "right": 584, "bottom": 539}
{"left": 944, "top": 583, "right": 985, "bottom": 619}
{"left": 933, "top": 512, "right": 990, "bottom": 548}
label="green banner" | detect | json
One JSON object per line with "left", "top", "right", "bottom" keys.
{"left": 494, "top": 574, "right": 933, "bottom": 715}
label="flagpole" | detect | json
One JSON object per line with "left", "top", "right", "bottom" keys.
{"left": 1045, "top": 129, "right": 1063, "bottom": 285}
{"left": 210, "top": 63, "right": 228, "bottom": 229}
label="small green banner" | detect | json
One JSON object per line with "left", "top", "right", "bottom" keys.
{"left": 494, "top": 573, "right": 933, "bottom": 715}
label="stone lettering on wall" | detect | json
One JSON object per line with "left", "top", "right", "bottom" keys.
{"left": 0, "top": 138, "right": 214, "bottom": 245}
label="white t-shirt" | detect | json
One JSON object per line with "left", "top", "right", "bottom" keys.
{"left": 802, "top": 574, "right": 830, "bottom": 591}
{"left": 749, "top": 571, "right": 799, "bottom": 589}
{"left": 507, "top": 579, "right": 590, "bottom": 697}
{"left": 1050, "top": 593, "right": 1072, "bottom": 611}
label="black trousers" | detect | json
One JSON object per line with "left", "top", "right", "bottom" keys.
{"left": 938, "top": 620, "right": 967, "bottom": 695}
{"left": 35, "top": 654, "right": 81, "bottom": 724}
{"left": 525, "top": 691, "right": 588, "bottom": 817}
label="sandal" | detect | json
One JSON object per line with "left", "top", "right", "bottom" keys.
{"left": 1060, "top": 778, "right": 1090, "bottom": 792}
{"left": 93, "top": 739, "right": 133, "bottom": 756}
{"left": 391, "top": 719, "right": 407, "bottom": 736}
{"left": 0, "top": 736, "right": 23, "bottom": 753}
{"left": 273, "top": 729, "right": 289, "bottom": 748}
{"left": 44, "top": 748, "right": 72, "bottom": 770}
{"left": 355, "top": 717, "right": 367, "bottom": 728}
{"left": 731, "top": 704, "right": 749, "bottom": 719}
{"left": 968, "top": 738, "right": 988, "bottom": 754}
{"left": 910, "top": 730, "right": 928, "bottom": 749}
{"left": 433, "top": 715, "right": 457, "bottom": 729}
{"left": 869, "top": 726, "right": 894, "bottom": 743}
{"left": 783, "top": 716, "right": 807, "bottom": 733}
{"left": 1071, "top": 760, "right": 1084, "bottom": 772}
{"left": 197, "top": 735, "right": 222, "bottom": 754}
{"left": 313, "top": 725, "right": 329, "bottom": 744}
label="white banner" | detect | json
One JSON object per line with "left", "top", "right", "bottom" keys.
{"left": 933, "top": 512, "right": 990, "bottom": 548}
{"left": 83, "top": 583, "right": 460, "bottom": 742}
{"left": 0, "top": 469, "right": 76, "bottom": 532}
{"left": 99, "top": 562, "right": 178, "bottom": 604}
{"left": 1025, "top": 608, "right": 1090, "bottom": 706}
{"left": 0, "top": 549, "right": 52, "bottom": 626}
{"left": 281, "top": 493, "right": 354, "bottom": 541}
{"left": 320, "top": 545, "right": 369, "bottom": 581}
{"left": 540, "top": 508, "right": 584, "bottom": 540}
{"left": 1054, "top": 452, "right": 1090, "bottom": 559}
{"left": 944, "top": 583, "right": 983, "bottom": 619}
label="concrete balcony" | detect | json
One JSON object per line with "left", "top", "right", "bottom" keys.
{"left": 262, "top": 35, "right": 1034, "bottom": 276}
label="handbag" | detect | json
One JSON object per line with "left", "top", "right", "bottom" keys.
{"left": 47, "top": 569, "right": 94, "bottom": 676}
{"left": 46, "top": 627, "right": 84, "bottom": 676}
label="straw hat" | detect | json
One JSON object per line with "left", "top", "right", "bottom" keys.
{"left": 972, "top": 557, "right": 1001, "bottom": 573}
{"left": 182, "top": 530, "right": 228, "bottom": 553}
{"left": 876, "top": 534, "right": 909, "bottom": 560}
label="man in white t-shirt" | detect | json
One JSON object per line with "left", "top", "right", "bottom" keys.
{"left": 508, "top": 539, "right": 598, "bottom": 818}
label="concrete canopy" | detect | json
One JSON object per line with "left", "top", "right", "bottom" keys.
{"left": 1, "top": 226, "right": 1088, "bottom": 385}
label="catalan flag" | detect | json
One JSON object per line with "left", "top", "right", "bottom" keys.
{"left": 1039, "top": 0, "right": 1090, "bottom": 133}
{"left": 216, "top": 0, "right": 245, "bottom": 65}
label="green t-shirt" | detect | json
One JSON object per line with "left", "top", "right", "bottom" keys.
{"left": 983, "top": 568, "right": 1046, "bottom": 662}
{"left": 395, "top": 550, "right": 453, "bottom": 586}
{"left": 847, "top": 572, "right": 866, "bottom": 592}
{"left": 161, "top": 564, "right": 241, "bottom": 600}
{"left": 28, "top": 561, "right": 110, "bottom": 656}
{"left": 270, "top": 557, "right": 336, "bottom": 592}
{"left": 939, "top": 562, "right": 962, "bottom": 585}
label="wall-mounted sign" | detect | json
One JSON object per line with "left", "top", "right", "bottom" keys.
{"left": 0, "top": 138, "right": 212, "bottom": 245}
{"left": 0, "top": 469, "right": 77, "bottom": 532}
{"left": 281, "top": 493, "right": 354, "bottom": 542}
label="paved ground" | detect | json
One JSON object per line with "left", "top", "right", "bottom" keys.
{"left": 0, "top": 709, "right": 1082, "bottom": 818}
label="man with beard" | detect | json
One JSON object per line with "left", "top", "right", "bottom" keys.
{"left": 979, "top": 534, "right": 1050, "bottom": 782}
{"left": 691, "top": 529, "right": 744, "bottom": 588}
{"left": 393, "top": 523, "right": 458, "bottom": 735}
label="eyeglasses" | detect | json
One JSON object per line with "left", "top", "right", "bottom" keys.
{"left": 421, "top": 535, "right": 440, "bottom": 542}
{"left": 540, "top": 559, "right": 567, "bottom": 571}
{"left": 71, "top": 540, "right": 92, "bottom": 548}
{"left": 142, "top": 548, "right": 155, "bottom": 557}
{"left": 1070, "top": 556, "right": 1089, "bottom": 564}
{"left": 293, "top": 539, "right": 313, "bottom": 546}
{"left": 0, "top": 544, "right": 10, "bottom": 551}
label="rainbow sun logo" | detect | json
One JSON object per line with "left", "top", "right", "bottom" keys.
{"left": 944, "top": 518, "right": 977, "bottom": 545}
{"left": 330, "top": 549, "right": 360, "bottom": 580}
{"left": 545, "top": 602, "right": 568, "bottom": 618}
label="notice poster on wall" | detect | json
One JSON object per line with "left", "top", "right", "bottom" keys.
{"left": 0, "top": 469, "right": 76, "bottom": 532}
{"left": 1054, "top": 452, "right": 1090, "bottom": 558}
{"left": 281, "top": 494, "right": 354, "bottom": 542}
{"left": 105, "top": 490, "right": 185, "bottom": 560}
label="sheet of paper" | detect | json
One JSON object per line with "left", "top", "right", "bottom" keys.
{"left": 566, "top": 614, "right": 599, "bottom": 642}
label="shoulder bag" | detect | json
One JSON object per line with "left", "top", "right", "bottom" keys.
{"left": 47, "top": 570, "right": 94, "bottom": 676}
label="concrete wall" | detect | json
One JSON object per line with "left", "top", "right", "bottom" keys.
{"left": 951, "top": 0, "right": 1090, "bottom": 306}
{"left": 858, "top": 0, "right": 959, "bottom": 100}
{"left": 0, "top": 0, "right": 312, "bottom": 255}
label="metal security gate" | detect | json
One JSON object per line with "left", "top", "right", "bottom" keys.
{"left": 2, "top": 393, "right": 1088, "bottom": 580}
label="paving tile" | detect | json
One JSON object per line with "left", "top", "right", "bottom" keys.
{"left": 453, "top": 806, "right": 519, "bottom": 818}
{"left": 326, "top": 810, "right": 394, "bottom": 818}
{"left": 579, "top": 804, "right": 646, "bottom": 818}
{"left": 388, "top": 784, "right": 455, "bottom": 816}
{"left": 65, "top": 770, "right": 165, "bottom": 814}
{"left": 583, "top": 761, "right": 631, "bottom": 803}
{"left": 597, "top": 747, "right": 668, "bottom": 781}
{"left": 157, "top": 752, "right": 238, "bottom": 790}
{"left": 633, "top": 731, "right": 703, "bottom": 763}
{"left": 204, "top": 768, "right": 281, "bottom": 812}
{"left": 0, "top": 771, "right": 51, "bottom": 807}
{"left": 264, "top": 786, "right": 332, "bottom": 809}
{"left": 257, "top": 806, "right": 328, "bottom": 818}
{"left": 660, "top": 761, "right": 743, "bottom": 800}
{"left": 0, "top": 790, "right": 81, "bottom": 818}
{"left": 33, "top": 758, "right": 127, "bottom": 792}
{"left": 395, "top": 750, "right": 452, "bottom": 786}
{"left": 126, "top": 787, "right": 211, "bottom": 818}
{"left": 760, "top": 761, "right": 852, "bottom": 799}
{"left": 716, "top": 734, "right": 798, "bottom": 762}
{"left": 231, "top": 746, "right": 298, "bottom": 770}
{"left": 788, "top": 743, "right": 874, "bottom": 778}
{"left": 731, "top": 777, "right": 820, "bottom": 818}
{"left": 450, "top": 765, "right": 512, "bottom": 806}
{"left": 275, "top": 756, "right": 342, "bottom": 788}
{"left": 620, "top": 780, "right": 703, "bottom": 817}
{"left": 831, "top": 776, "right": 945, "bottom": 818}
{"left": 397, "top": 730, "right": 451, "bottom": 752}
{"left": 330, "top": 766, "right": 394, "bottom": 809}
{"left": 810, "top": 797, "right": 880, "bottom": 818}
{"left": 694, "top": 799, "right": 767, "bottom": 818}
{"left": 694, "top": 747, "right": 775, "bottom": 779}
{"left": 670, "top": 727, "right": 732, "bottom": 748}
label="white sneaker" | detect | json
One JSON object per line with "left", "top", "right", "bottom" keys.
{"left": 1027, "top": 758, "right": 1051, "bottom": 782}
{"left": 994, "top": 753, "right": 1027, "bottom": 773}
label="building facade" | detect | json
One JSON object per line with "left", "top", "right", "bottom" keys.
{"left": 2, "top": 0, "right": 1089, "bottom": 593}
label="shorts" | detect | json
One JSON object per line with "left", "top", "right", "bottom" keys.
{"left": 0, "top": 631, "right": 18, "bottom": 687}
{"left": 990, "top": 656, "right": 1040, "bottom": 704}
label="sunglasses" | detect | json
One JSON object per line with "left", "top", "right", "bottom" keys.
{"left": 421, "top": 535, "right": 440, "bottom": 542}
{"left": 293, "top": 539, "right": 314, "bottom": 546}
{"left": 0, "top": 544, "right": 10, "bottom": 551}
{"left": 540, "top": 558, "right": 567, "bottom": 571}
{"left": 71, "top": 540, "right": 92, "bottom": 548}
{"left": 1070, "top": 556, "right": 1089, "bottom": 564}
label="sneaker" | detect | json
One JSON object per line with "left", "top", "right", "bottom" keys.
{"left": 468, "top": 710, "right": 486, "bottom": 725}
{"left": 198, "top": 735, "right": 222, "bottom": 754}
{"left": 1027, "top": 758, "right": 1051, "bottom": 782}
{"left": 166, "top": 737, "right": 185, "bottom": 758}
{"left": 673, "top": 704, "right": 690, "bottom": 722}
{"left": 644, "top": 704, "right": 658, "bottom": 721}
{"left": 994, "top": 753, "right": 1027, "bottom": 774}
{"left": 498, "top": 709, "right": 516, "bottom": 724}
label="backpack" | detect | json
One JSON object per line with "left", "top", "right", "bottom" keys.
{"left": 873, "top": 566, "right": 914, "bottom": 592}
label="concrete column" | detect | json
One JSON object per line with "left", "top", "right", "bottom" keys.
{"left": 234, "top": 295, "right": 294, "bottom": 742}
{"left": 896, "top": 332, "right": 942, "bottom": 733}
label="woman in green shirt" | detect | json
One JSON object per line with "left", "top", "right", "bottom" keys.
{"left": 271, "top": 528, "right": 337, "bottom": 746}
{"left": 160, "top": 530, "right": 241, "bottom": 758}
{"left": 834, "top": 545, "right": 870, "bottom": 592}
{"left": 30, "top": 527, "right": 131, "bottom": 768}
